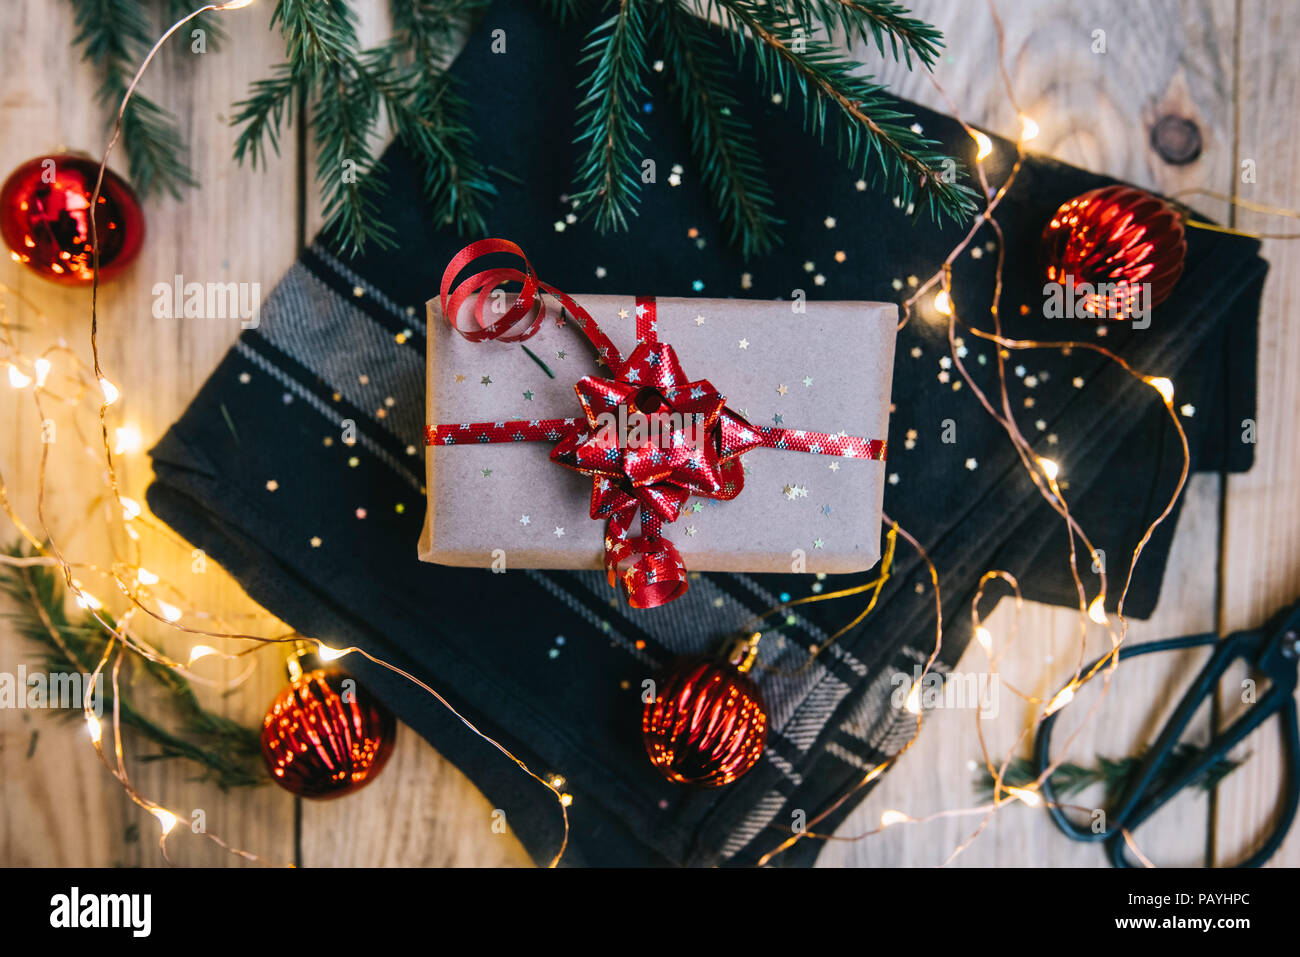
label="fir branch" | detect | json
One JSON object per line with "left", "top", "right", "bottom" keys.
{"left": 705, "top": 0, "right": 976, "bottom": 225}
{"left": 383, "top": 73, "right": 495, "bottom": 234}
{"left": 382, "top": 0, "right": 496, "bottom": 234}
{"left": 975, "top": 745, "right": 1248, "bottom": 803}
{"left": 655, "top": 0, "right": 781, "bottom": 257}
{"left": 314, "top": 48, "right": 394, "bottom": 255}
{"left": 235, "top": 1, "right": 394, "bottom": 254}
{"left": 779, "top": 0, "right": 944, "bottom": 68}
{"left": 231, "top": 65, "right": 299, "bottom": 168}
{"left": 68, "top": 0, "right": 197, "bottom": 198}
{"left": 571, "top": 0, "right": 653, "bottom": 232}
{"left": 0, "top": 547, "right": 264, "bottom": 789}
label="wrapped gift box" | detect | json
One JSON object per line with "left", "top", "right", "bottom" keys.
{"left": 420, "top": 293, "right": 896, "bottom": 576}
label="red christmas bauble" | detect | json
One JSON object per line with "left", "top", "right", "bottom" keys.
{"left": 1040, "top": 185, "right": 1186, "bottom": 319}
{"left": 643, "top": 636, "right": 768, "bottom": 787}
{"left": 0, "top": 154, "right": 145, "bottom": 285}
{"left": 261, "top": 666, "right": 396, "bottom": 799}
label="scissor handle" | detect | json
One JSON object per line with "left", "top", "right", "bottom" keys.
{"left": 1106, "top": 693, "right": 1300, "bottom": 867}
{"left": 1034, "top": 631, "right": 1226, "bottom": 844}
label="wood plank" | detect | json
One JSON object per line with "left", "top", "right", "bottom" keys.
{"left": 294, "top": 1, "right": 531, "bottom": 867}
{"left": 0, "top": 0, "right": 299, "bottom": 866}
{"left": 1213, "top": 0, "right": 1300, "bottom": 869}
{"left": 820, "top": 0, "right": 1237, "bottom": 867}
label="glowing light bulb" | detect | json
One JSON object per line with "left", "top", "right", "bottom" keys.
{"left": 8, "top": 364, "right": 32, "bottom": 388}
{"left": 317, "top": 642, "right": 350, "bottom": 661}
{"left": 559, "top": 793, "right": 574, "bottom": 807}
{"left": 86, "top": 714, "right": 103, "bottom": 744}
{"left": 120, "top": 496, "right": 142, "bottom": 521}
{"left": 1037, "top": 456, "right": 1060, "bottom": 482}
{"left": 934, "top": 290, "right": 953, "bottom": 316}
{"left": 1006, "top": 786, "right": 1042, "bottom": 807}
{"left": 33, "top": 357, "right": 51, "bottom": 387}
{"left": 904, "top": 681, "right": 922, "bottom": 715}
{"left": 1045, "top": 685, "right": 1075, "bottom": 715}
{"left": 136, "top": 567, "right": 159, "bottom": 585}
{"left": 972, "top": 129, "right": 993, "bottom": 161}
{"left": 188, "top": 644, "right": 218, "bottom": 664}
{"left": 99, "top": 376, "right": 119, "bottom": 405}
{"left": 217, "top": 0, "right": 255, "bottom": 8}
{"left": 1088, "top": 595, "right": 1109, "bottom": 625}
{"left": 157, "top": 600, "right": 182, "bottom": 623}
{"left": 975, "top": 626, "right": 993, "bottom": 653}
{"left": 152, "top": 808, "right": 178, "bottom": 835}
{"left": 881, "top": 809, "right": 910, "bottom": 827}
{"left": 73, "top": 581, "right": 103, "bottom": 611}
{"left": 113, "top": 424, "right": 143, "bottom": 455}
{"left": 1146, "top": 376, "right": 1174, "bottom": 405}
{"left": 1019, "top": 114, "right": 1039, "bottom": 142}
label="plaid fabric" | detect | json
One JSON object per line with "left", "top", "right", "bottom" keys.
{"left": 147, "top": 0, "right": 1264, "bottom": 866}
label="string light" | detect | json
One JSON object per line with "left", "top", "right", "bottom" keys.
{"left": 97, "top": 375, "right": 119, "bottom": 405}
{"left": 187, "top": 644, "right": 219, "bottom": 664}
{"left": 1087, "top": 595, "right": 1109, "bottom": 625}
{"left": 7, "top": 363, "right": 31, "bottom": 388}
{"left": 880, "top": 809, "right": 910, "bottom": 827}
{"left": 151, "top": 807, "right": 178, "bottom": 836}
{"left": 1145, "top": 375, "right": 1175, "bottom": 405}
{"left": 136, "top": 567, "right": 159, "bottom": 585}
{"left": 974, "top": 625, "right": 993, "bottom": 653}
{"left": 904, "top": 681, "right": 923, "bottom": 715}
{"left": 1005, "top": 786, "right": 1042, "bottom": 807}
{"left": 1044, "top": 685, "right": 1075, "bottom": 715}
{"left": 934, "top": 289, "right": 953, "bottom": 315}
{"left": 86, "top": 714, "right": 103, "bottom": 744}
{"left": 316, "top": 642, "right": 351, "bottom": 661}
{"left": 113, "top": 424, "right": 143, "bottom": 455}
{"left": 759, "top": 0, "right": 1202, "bottom": 869}
{"left": 156, "top": 599, "right": 183, "bottom": 623}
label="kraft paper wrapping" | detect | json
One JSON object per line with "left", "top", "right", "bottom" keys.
{"left": 419, "top": 295, "right": 896, "bottom": 574}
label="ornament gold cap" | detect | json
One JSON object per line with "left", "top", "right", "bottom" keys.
{"left": 728, "top": 632, "right": 762, "bottom": 674}
{"left": 286, "top": 639, "right": 321, "bottom": 682}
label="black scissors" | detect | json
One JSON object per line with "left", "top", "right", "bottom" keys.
{"left": 1032, "top": 599, "right": 1300, "bottom": 867}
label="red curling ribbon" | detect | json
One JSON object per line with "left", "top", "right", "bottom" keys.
{"left": 426, "top": 241, "right": 888, "bottom": 609}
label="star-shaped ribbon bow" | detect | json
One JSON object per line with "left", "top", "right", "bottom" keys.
{"left": 550, "top": 340, "right": 762, "bottom": 607}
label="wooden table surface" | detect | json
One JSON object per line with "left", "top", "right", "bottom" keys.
{"left": 1, "top": 0, "right": 1297, "bottom": 868}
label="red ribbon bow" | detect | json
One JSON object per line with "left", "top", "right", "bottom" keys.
{"left": 426, "top": 239, "right": 887, "bottom": 609}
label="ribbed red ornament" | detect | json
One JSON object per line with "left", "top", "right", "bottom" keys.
{"left": 643, "top": 634, "right": 768, "bottom": 787}
{"left": 1040, "top": 185, "right": 1186, "bottom": 319}
{"left": 0, "top": 154, "right": 145, "bottom": 285}
{"left": 261, "top": 664, "right": 396, "bottom": 799}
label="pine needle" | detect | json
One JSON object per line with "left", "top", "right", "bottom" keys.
{"left": 571, "top": 1, "right": 654, "bottom": 233}
{"left": 655, "top": 1, "right": 782, "bottom": 257}
{"left": 975, "top": 744, "right": 1248, "bottom": 804}
{"left": 69, "top": 0, "right": 197, "bottom": 199}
